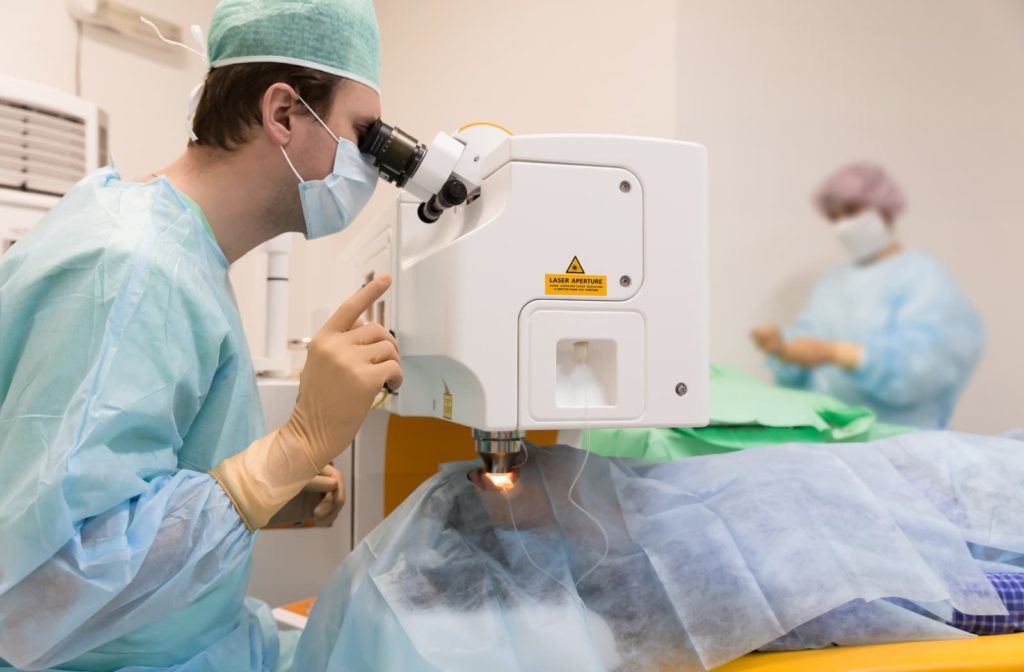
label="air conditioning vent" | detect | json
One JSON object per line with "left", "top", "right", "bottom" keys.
{"left": 0, "top": 98, "right": 89, "bottom": 197}
{"left": 1, "top": 75, "right": 105, "bottom": 253}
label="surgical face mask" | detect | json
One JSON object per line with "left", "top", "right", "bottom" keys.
{"left": 835, "top": 210, "right": 894, "bottom": 263}
{"left": 280, "top": 96, "right": 379, "bottom": 240}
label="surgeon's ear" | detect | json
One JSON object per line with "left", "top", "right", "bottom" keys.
{"left": 262, "top": 83, "right": 300, "bottom": 147}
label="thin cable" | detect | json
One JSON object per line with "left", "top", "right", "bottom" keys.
{"left": 569, "top": 365, "right": 610, "bottom": 588}
{"left": 569, "top": 435, "right": 610, "bottom": 587}
{"left": 503, "top": 486, "right": 582, "bottom": 607}
{"left": 503, "top": 360, "right": 611, "bottom": 600}
{"left": 139, "top": 17, "right": 208, "bottom": 63}
{"left": 516, "top": 439, "right": 531, "bottom": 470}
{"left": 74, "top": 21, "right": 83, "bottom": 97}
{"left": 503, "top": 441, "right": 580, "bottom": 603}
{"left": 370, "top": 387, "right": 390, "bottom": 409}
{"left": 138, "top": 17, "right": 209, "bottom": 142}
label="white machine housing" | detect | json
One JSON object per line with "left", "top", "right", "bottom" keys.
{"left": 337, "top": 132, "right": 709, "bottom": 432}
{"left": 0, "top": 74, "right": 107, "bottom": 253}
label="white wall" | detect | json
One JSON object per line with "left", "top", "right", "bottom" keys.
{"left": 676, "top": 0, "right": 1024, "bottom": 432}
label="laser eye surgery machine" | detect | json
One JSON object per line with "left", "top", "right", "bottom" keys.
{"left": 341, "top": 120, "right": 710, "bottom": 502}
{"left": 250, "top": 120, "right": 708, "bottom": 606}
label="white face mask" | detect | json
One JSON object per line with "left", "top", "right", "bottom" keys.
{"left": 280, "top": 96, "right": 379, "bottom": 240}
{"left": 835, "top": 210, "right": 894, "bottom": 263}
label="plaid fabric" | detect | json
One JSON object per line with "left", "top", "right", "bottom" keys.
{"left": 950, "top": 573, "right": 1024, "bottom": 636}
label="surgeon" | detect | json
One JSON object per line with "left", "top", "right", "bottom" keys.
{"left": 0, "top": 1, "right": 398, "bottom": 670}
{"left": 751, "top": 162, "right": 983, "bottom": 430}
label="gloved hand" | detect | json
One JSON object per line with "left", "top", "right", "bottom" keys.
{"left": 776, "top": 338, "right": 864, "bottom": 370}
{"left": 268, "top": 464, "right": 346, "bottom": 528}
{"left": 751, "top": 325, "right": 784, "bottom": 355}
{"left": 775, "top": 337, "right": 835, "bottom": 367}
{"left": 211, "top": 275, "right": 402, "bottom": 531}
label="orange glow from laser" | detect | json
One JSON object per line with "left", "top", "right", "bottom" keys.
{"left": 482, "top": 472, "right": 517, "bottom": 491}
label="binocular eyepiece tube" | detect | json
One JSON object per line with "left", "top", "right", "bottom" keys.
{"left": 358, "top": 119, "right": 427, "bottom": 188}
{"left": 360, "top": 119, "right": 471, "bottom": 224}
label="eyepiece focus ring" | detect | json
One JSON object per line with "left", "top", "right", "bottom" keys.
{"left": 359, "top": 119, "right": 426, "bottom": 187}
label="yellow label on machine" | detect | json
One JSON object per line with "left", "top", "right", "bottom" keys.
{"left": 546, "top": 256, "right": 606, "bottom": 296}
{"left": 442, "top": 382, "right": 453, "bottom": 420}
{"left": 545, "top": 274, "right": 608, "bottom": 296}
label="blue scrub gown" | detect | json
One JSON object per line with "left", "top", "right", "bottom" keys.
{"left": 0, "top": 168, "right": 288, "bottom": 671}
{"left": 769, "top": 251, "right": 984, "bottom": 429}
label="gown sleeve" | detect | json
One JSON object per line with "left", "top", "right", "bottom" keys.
{"left": 849, "top": 266, "right": 984, "bottom": 409}
{"left": 0, "top": 206, "right": 255, "bottom": 669}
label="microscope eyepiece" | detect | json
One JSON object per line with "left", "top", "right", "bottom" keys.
{"left": 361, "top": 120, "right": 472, "bottom": 223}
{"left": 417, "top": 178, "right": 469, "bottom": 223}
{"left": 359, "top": 119, "right": 426, "bottom": 187}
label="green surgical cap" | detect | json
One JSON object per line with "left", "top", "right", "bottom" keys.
{"left": 208, "top": 0, "right": 381, "bottom": 93}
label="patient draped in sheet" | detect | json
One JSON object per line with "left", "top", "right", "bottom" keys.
{"left": 294, "top": 432, "right": 1024, "bottom": 672}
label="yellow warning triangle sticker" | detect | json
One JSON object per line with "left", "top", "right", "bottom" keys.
{"left": 565, "top": 256, "right": 586, "bottom": 274}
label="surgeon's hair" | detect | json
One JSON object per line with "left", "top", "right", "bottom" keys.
{"left": 189, "top": 63, "right": 345, "bottom": 152}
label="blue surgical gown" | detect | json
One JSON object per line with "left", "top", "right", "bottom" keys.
{"left": 0, "top": 168, "right": 286, "bottom": 671}
{"left": 769, "top": 251, "right": 983, "bottom": 429}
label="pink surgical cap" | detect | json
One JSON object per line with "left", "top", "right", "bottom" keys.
{"left": 814, "top": 161, "right": 906, "bottom": 221}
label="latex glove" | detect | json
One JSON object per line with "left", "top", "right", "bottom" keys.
{"left": 778, "top": 338, "right": 864, "bottom": 370}
{"left": 776, "top": 338, "right": 835, "bottom": 367}
{"left": 751, "top": 324, "right": 785, "bottom": 355}
{"left": 211, "top": 276, "right": 402, "bottom": 531}
{"left": 267, "top": 464, "right": 345, "bottom": 528}
{"left": 830, "top": 341, "right": 865, "bottom": 370}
